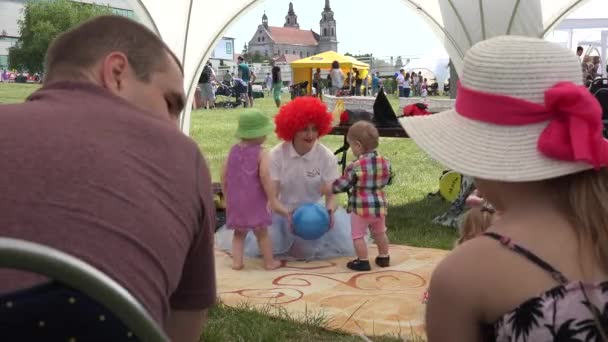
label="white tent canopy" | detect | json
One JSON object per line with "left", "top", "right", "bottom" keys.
{"left": 127, "top": 0, "right": 595, "bottom": 134}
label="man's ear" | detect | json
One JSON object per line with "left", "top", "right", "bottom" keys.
{"left": 100, "top": 52, "right": 130, "bottom": 93}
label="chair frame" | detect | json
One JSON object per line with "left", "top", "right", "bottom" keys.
{"left": 0, "top": 237, "right": 169, "bottom": 342}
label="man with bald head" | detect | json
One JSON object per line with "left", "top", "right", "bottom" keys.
{"left": 0, "top": 15, "right": 215, "bottom": 342}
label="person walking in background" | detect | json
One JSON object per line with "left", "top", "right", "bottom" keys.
{"left": 271, "top": 65, "right": 282, "bottom": 108}
{"left": 237, "top": 55, "right": 254, "bottom": 107}
{"left": 396, "top": 69, "right": 405, "bottom": 97}
{"left": 330, "top": 60, "right": 344, "bottom": 96}
{"left": 372, "top": 72, "right": 380, "bottom": 96}
{"left": 199, "top": 62, "right": 216, "bottom": 109}
{"left": 403, "top": 72, "right": 411, "bottom": 97}
{"left": 223, "top": 70, "right": 233, "bottom": 86}
{"left": 412, "top": 71, "right": 419, "bottom": 96}
{"left": 313, "top": 68, "right": 322, "bottom": 98}
{"left": 421, "top": 78, "right": 428, "bottom": 97}
{"left": 353, "top": 68, "right": 362, "bottom": 96}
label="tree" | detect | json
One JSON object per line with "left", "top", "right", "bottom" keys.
{"left": 249, "top": 51, "right": 267, "bottom": 63}
{"left": 8, "top": 0, "right": 112, "bottom": 74}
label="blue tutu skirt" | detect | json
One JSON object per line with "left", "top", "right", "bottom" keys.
{"left": 215, "top": 207, "right": 357, "bottom": 260}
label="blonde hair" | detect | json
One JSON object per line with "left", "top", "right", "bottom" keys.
{"left": 347, "top": 121, "right": 379, "bottom": 152}
{"left": 551, "top": 168, "right": 608, "bottom": 272}
{"left": 457, "top": 207, "right": 493, "bottom": 245}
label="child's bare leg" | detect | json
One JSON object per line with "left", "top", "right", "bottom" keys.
{"left": 232, "top": 230, "right": 247, "bottom": 270}
{"left": 353, "top": 238, "right": 369, "bottom": 260}
{"left": 253, "top": 227, "right": 281, "bottom": 270}
{"left": 373, "top": 231, "right": 390, "bottom": 256}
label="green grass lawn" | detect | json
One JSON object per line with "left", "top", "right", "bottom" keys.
{"left": 0, "top": 83, "right": 456, "bottom": 341}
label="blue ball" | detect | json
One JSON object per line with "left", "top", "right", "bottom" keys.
{"left": 292, "top": 203, "right": 330, "bottom": 240}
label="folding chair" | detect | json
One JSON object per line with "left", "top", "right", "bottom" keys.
{"left": 0, "top": 237, "right": 168, "bottom": 341}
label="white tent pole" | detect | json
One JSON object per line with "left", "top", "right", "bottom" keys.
{"left": 178, "top": 0, "right": 196, "bottom": 132}
{"left": 542, "top": 0, "right": 588, "bottom": 37}
{"left": 445, "top": 0, "right": 473, "bottom": 47}
{"left": 478, "top": 0, "right": 486, "bottom": 40}
{"left": 505, "top": 0, "right": 522, "bottom": 34}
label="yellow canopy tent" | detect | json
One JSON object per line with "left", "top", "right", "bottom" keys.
{"left": 290, "top": 51, "right": 369, "bottom": 94}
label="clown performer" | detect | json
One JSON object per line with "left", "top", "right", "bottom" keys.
{"left": 216, "top": 97, "right": 355, "bottom": 260}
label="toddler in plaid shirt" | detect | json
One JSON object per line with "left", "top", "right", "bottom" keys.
{"left": 331, "top": 121, "right": 393, "bottom": 271}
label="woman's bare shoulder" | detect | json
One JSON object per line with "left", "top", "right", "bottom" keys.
{"left": 431, "top": 237, "right": 507, "bottom": 295}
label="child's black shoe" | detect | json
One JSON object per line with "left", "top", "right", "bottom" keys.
{"left": 347, "top": 259, "right": 371, "bottom": 271}
{"left": 375, "top": 256, "right": 390, "bottom": 267}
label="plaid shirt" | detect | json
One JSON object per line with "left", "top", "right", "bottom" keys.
{"left": 332, "top": 151, "right": 392, "bottom": 217}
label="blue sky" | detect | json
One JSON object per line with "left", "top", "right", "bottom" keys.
{"left": 225, "top": 0, "right": 446, "bottom": 58}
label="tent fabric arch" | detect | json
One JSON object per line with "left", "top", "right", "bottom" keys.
{"left": 131, "top": 0, "right": 594, "bottom": 134}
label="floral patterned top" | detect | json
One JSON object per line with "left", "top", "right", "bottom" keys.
{"left": 482, "top": 232, "right": 608, "bottom": 341}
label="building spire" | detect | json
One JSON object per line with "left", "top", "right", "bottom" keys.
{"left": 288, "top": 2, "right": 295, "bottom": 15}
{"left": 319, "top": 0, "right": 338, "bottom": 52}
{"left": 284, "top": 1, "right": 299, "bottom": 28}
{"left": 262, "top": 11, "right": 268, "bottom": 29}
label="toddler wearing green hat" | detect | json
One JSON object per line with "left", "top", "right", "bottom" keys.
{"left": 221, "top": 109, "right": 281, "bottom": 270}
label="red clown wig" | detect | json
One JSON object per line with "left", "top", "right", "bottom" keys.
{"left": 274, "top": 97, "right": 334, "bottom": 141}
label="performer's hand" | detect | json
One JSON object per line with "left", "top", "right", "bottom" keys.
{"left": 327, "top": 208, "right": 335, "bottom": 229}
{"left": 287, "top": 210, "right": 294, "bottom": 233}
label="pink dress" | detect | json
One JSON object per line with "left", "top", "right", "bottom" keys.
{"left": 225, "top": 143, "right": 272, "bottom": 230}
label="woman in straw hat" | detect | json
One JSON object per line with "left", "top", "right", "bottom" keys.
{"left": 400, "top": 36, "right": 608, "bottom": 341}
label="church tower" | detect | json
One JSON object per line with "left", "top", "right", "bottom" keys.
{"left": 262, "top": 11, "right": 268, "bottom": 29}
{"left": 318, "top": 0, "right": 338, "bottom": 52}
{"left": 284, "top": 2, "right": 300, "bottom": 29}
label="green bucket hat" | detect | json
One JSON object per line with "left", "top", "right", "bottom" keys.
{"left": 235, "top": 109, "right": 275, "bottom": 139}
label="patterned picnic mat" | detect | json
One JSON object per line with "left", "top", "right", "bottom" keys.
{"left": 215, "top": 244, "right": 448, "bottom": 338}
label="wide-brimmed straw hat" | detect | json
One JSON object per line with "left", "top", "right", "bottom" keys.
{"left": 399, "top": 35, "right": 607, "bottom": 182}
{"left": 235, "top": 109, "right": 275, "bottom": 139}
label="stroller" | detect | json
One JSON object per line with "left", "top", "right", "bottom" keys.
{"left": 214, "top": 79, "right": 248, "bottom": 108}
{"left": 589, "top": 78, "right": 608, "bottom": 137}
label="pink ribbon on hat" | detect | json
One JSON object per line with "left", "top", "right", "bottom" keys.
{"left": 455, "top": 81, "right": 608, "bottom": 169}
